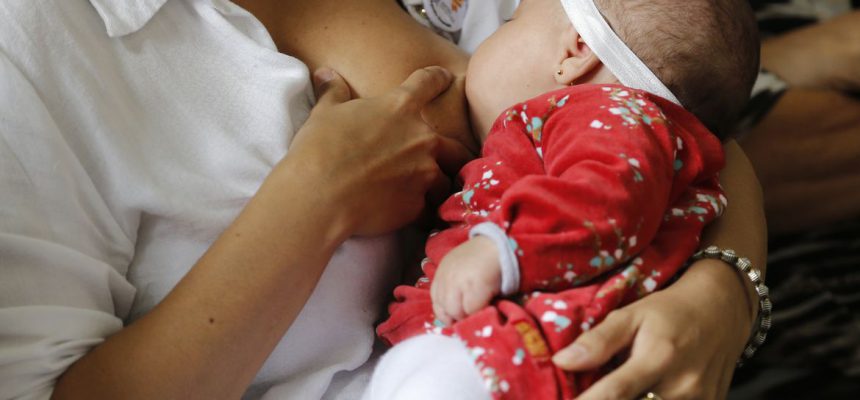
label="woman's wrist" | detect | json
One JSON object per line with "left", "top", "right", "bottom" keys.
{"left": 676, "top": 258, "right": 756, "bottom": 349}
{"left": 693, "top": 246, "right": 772, "bottom": 363}
{"left": 689, "top": 255, "right": 759, "bottom": 322}
{"left": 267, "top": 156, "right": 356, "bottom": 246}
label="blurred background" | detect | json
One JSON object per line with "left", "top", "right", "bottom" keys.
{"left": 729, "top": 0, "right": 860, "bottom": 398}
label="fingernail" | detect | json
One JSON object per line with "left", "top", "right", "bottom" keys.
{"left": 313, "top": 68, "right": 336, "bottom": 84}
{"left": 440, "top": 67, "right": 452, "bottom": 79}
{"left": 553, "top": 344, "right": 588, "bottom": 366}
{"left": 428, "top": 66, "right": 452, "bottom": 80}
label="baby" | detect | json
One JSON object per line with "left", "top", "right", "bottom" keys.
{"left": 369, "top": 0, "right": 759, "bottom": 399}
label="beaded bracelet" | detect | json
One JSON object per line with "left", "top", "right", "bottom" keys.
{"left": 691, "top": 246, "right": 772, "bottom": 366}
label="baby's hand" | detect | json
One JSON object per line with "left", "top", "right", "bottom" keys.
{"left": 431, "top": 236, "right": 502, "bottom": 325}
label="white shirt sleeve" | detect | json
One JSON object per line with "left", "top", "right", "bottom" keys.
{"left": 0, "top": 50, "right": 136, "bottom": 400}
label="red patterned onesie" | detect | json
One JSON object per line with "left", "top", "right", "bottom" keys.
{"left": 377, "top": 84, "right": 726, "bottom": 399}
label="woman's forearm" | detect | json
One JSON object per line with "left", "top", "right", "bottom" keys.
{"left": 53, "top": 164, "right": 351, "bottom": 399}
{"left": 702, "top": 141, "right": 767, "bottom": 268}
{"left": 741, "top": 89, "right": 860, "bottom": 234}
{"left": 746, "top": 12, "right": 860, "bottom": 234}
{"left": 761, "top": 10, "right": 860, "bottom": 92}
{"left": 689, "top": 141, "right": 767, "bottom": 320}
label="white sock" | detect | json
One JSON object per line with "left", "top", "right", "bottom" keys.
{"left": 362, "top": 334, "right": 491, "bottom": 400}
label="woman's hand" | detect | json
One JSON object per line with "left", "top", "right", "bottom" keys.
{"left": 553, "top": 260, "right": 753, "bottom": 400}
{"left": 281, "top": 66, "right": 461, "bottom": 237}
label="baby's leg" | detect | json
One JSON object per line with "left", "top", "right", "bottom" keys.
{"left": 363, "top": 335, "right": 490, "bottom": 400}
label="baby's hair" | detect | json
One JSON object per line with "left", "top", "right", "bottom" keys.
{"left": 594, "top": 0, "right": 760, "bottom": 138}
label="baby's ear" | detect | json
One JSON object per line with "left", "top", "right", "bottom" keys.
{"left": 555, "top": 27, "right": 603, "bottom": 86}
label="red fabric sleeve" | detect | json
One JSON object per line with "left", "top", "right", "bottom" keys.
{"left": 484, "top": 87, "right": 718, "bottom": 293}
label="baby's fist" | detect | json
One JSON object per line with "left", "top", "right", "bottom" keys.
{"left": 431, "top": 236, "right": 502, "bottom": 325}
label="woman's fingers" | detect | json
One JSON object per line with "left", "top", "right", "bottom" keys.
{"left": 311, "top": 65, "right": 452, "bottom": 114}
{"left": 553, "top": 310, "right": 639, "bottom": 371}
{"left": 551, "top": 260, "right": 756, "bottom": 399}
{"left": 650, "top": 360, "right": 721, "bottom": 400}
{"left": 553, "top": 310, "right": 674, "bottom": 400}
{"left": 576, "top": 338, "right": 672, "bottom": 400}
{"left": 426, "top": 162, "right": 452, "bottom": 210}
{"left": 576, "top": 365, "right": 661, "bottom": 400}
{"left": 394, "top": 66, "right": 453, "bottom": 111}
{"left": 312, "top": 67, "right": 352, "bottom": 107}
{"left": 435, "top": 134, "right": 476, "bottom": 177}
{"left": 293, "top": 65, "right": 457, "bottom": 236}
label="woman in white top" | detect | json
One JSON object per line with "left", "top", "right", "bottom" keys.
{"left": 0, "top": 0, "right": 766, "bottom": 399}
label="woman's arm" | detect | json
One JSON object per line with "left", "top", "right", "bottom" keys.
{"left": 742, "top": 89, "right": 860, "bottom": 234}
{"left": 53, "top": 68, "right": 453, "bottom": 399}
{"left": 759, "top": 11, "right": 860, "bottom": 93}
{"left": 554, "top": 141, "right": 767, "bottom": 400}
{"left": 741, "top": 12, "right": 860, "bottom": 234}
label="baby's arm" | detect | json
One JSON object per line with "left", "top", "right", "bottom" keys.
{"left": 494, "top": 90, "right": 724, "bottom": 294}
{"left": 434, "top": 89, "right": 725, "bottom": 323}
{"left": 432, "top": 88, "right": 721, "bottom": 322}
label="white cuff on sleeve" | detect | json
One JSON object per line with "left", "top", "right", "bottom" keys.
{"left": 469, "top": 222, "right": 520, "bottom": 296}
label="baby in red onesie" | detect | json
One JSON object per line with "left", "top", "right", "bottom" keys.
{"left": 368, "top": 0, "right": 759, "bottom": 399}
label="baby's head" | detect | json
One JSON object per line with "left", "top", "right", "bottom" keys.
{"left": 466, "top": 0, "right": 759, "bottom": 139}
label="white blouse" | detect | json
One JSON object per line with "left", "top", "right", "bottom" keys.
{"left": 0, "top": 0, "right": 511, "bottom": 399}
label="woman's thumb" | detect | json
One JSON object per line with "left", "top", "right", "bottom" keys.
{"left": 313, "top": 67, "right": 351, "bottom": 106}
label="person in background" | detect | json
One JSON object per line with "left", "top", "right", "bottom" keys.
{"left": 730, "top": 2, "right": 860, "bottom": 398}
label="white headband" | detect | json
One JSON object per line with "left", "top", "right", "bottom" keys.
{"left": 559, "top": 0, "right": 682, "bottom": 105}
